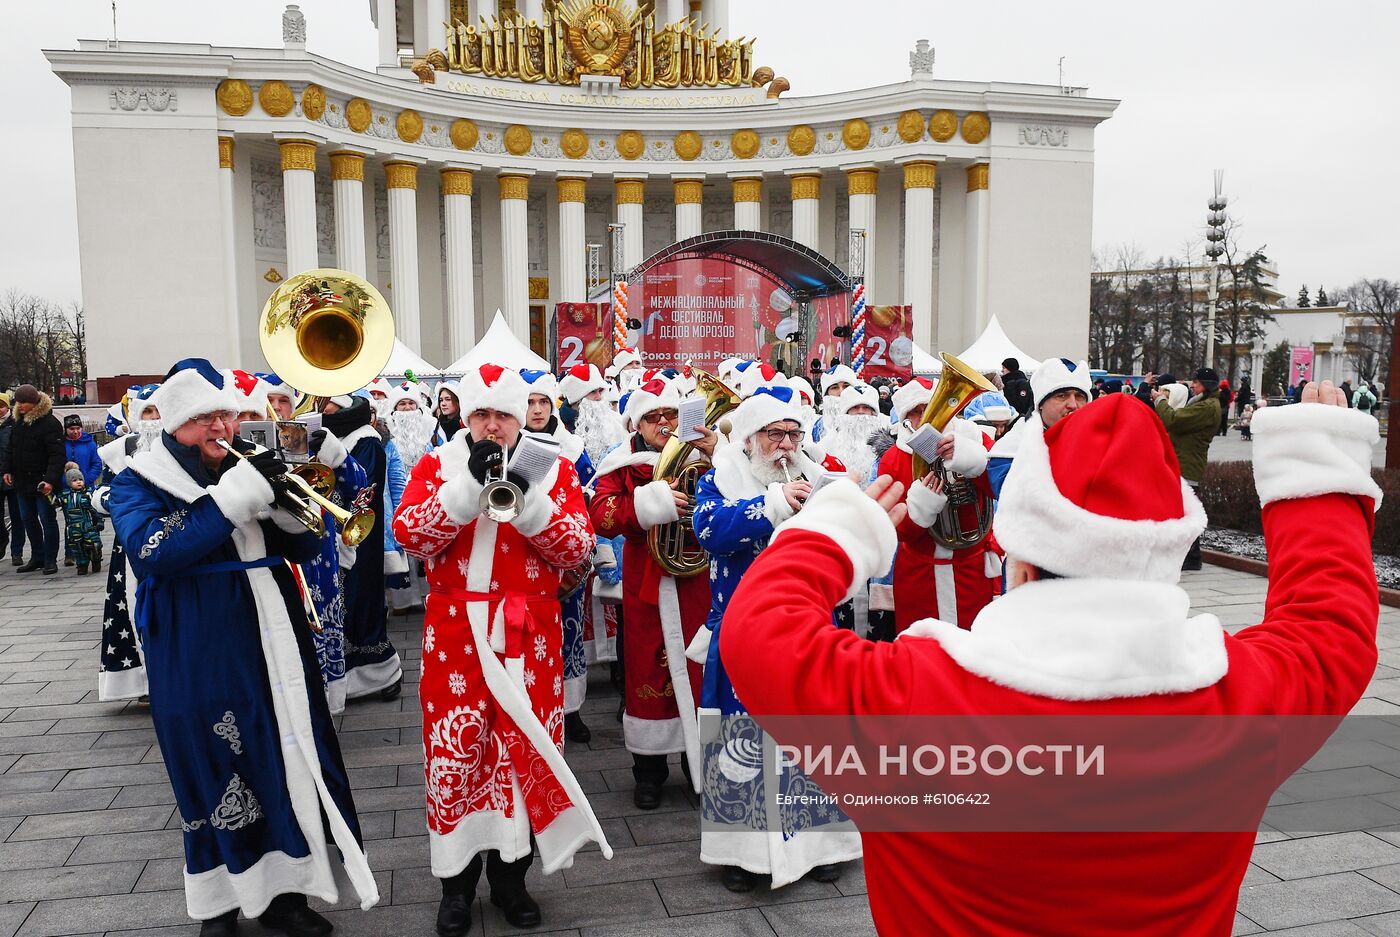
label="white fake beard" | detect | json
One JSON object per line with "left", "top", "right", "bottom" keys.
{"left": 576, "top": 398, "right": 627, "bottom": 466}
{"left": 135, "top": 419, "right": 163, "bottom": 453}
{"left": 385, "top": 410, "right": 435, "bottom": 467}
{"left": 746, "top": 442, "right": 793, "bottom": 487}
{"left": 823, "top": 413, "right": 887, "bottom": 479}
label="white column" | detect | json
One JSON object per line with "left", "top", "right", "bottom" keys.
{"left": 427, "top": 0, "right": 449, "bottom": 50}
{"left": 708, "top": 0, "right": 729, "bottom": 36}
{"left": 674, "top": 176, "right": 703, "bottom": 241}
{"left": 615, "top": 176, "right": 645, "bottom": 271}
{"left": 217, "top": 137, "right": 241, "bottom": 352}
{"left": 557, "top": 176, "right": 588, "bottom": 302}
{"left": 903, "top": 161, "right": 937, "bottom": 341}
{"left": 377, "top": 0, "right": 398, "bottom": 66}
{"left": 847, "top": 167, "right": 878, "bottom": 300}
{"left": 522, "top": 0, "right": 544, "bottom": 22}
{"left": 964, "top": 162, "right": 991, "bottom": 332}
{"left": 788, "top": 171, "right": 820, "bottom": 250}
{"left": 385, "top": 159, "right": 423, "bottom": 353}
{"left": 665, "top": 0, "right": 686, "bottom": 24}
{"left": 499, "top": 172, "right": 532, "bottom": 340}
{"left": 442, "top": 167, "right": 477, "bottom": 359}
{"left": 278, "top": 137, "right": 320, "bottom": 277}
{"left": 731, "top": 175, "right": 761, "bottom": 231}
{"left": 329, "top": 150, "right": 367, "bottom": 277}
{"left": 1250, "top": 343, "right": 1265, "bottom": 400}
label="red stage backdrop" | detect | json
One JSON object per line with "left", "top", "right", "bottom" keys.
{"left": 555, "top": 302, "right": 614, "bottom": 371}
{"left": 861, "top": 305, "right": 915, "bottom": 384}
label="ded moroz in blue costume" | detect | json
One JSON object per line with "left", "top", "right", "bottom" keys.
{"left": 108, "top": 360, "right": 378, "bottom": 926}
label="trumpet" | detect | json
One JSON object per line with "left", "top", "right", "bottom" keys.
{"left": 478, "top": 434, "right": 524, "bottom": 523}
{"left": 778, "top": 455, "right": 809, "bottom": 510}
{"left": 218, "top": 439, "right": 376, "bottom": 546}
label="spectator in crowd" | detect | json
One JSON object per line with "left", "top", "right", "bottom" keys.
{"left": 1236, "top": 402, "right": 1257, "bottom": 441}
{"left": 63, "top": 415, "right": 102, "bottom": 488}
{"left": 0, "top": 385, "right": 65, "bottom": 574}
{"left": 0, "top": 393, "right": 21, "bottom": 565}
{"left": 1091, "top": 378, "right": 1105, "bottom": 399}
{"left": 54, "top": 464, "right": 102, "bottom": 575}
{"left": 1354, "top": 381, "right": 1379, "bottom": 418}
{"left": 1152, "top": 367, "right": 1221, "bottom": 571}
{"left": 1134, "top": 372, "right": 1157, "bottom": 408}
{"left": 1217, "top": 379, "right": 1234, "bottom": 436}
{"left": 1236, "top": 375, "right": 1252, "bottom": 415}
{"left": 876, "top": 383, "right": 893, "bottom": 416}
{"left": 1000, "top": 357, "right": 1034, "bottom": 417}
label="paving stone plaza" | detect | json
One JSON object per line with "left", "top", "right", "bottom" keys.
{"left": 0, "top": 537, "right": 1397, "bottom": 937}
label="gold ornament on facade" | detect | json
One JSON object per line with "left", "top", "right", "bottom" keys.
{"left": 385, "top": 162, "right": 419, "bottom": 190}
{"left": 929, "top": 109, "right": 957, "bottom": 142}
{"left": 790, "top": 174, "right": 820, "bottom": 201}
{"left": 847, "top": 168, "right": 878, "bottom": 196}
{"left": 217, "top": 137, "right": 234, "bottom": 170}
{"left": 732, "top": 177, "right": 761, "bottom": 203}
{"left": 440, "top": 0, "right": 757, "bottom": 90}
{"left": 673, "top": 130, "right": 702, "bottom": 161}
{"left": 216, "top": 79, "right": 253, "bottom": 116}
{"left": 960, "top": 111, "right": 990, "bottom": 144}
{"left": 329, "top": 151, "right": 364, "bottom": 182}
{"left": 528, "top": 277, "right": 550, "bottom": 301}
{"left": 278, "top": 140, "right": 317, "bottom": 172}
{"left": 300, "top": 84, "right": 326, "bottom": 120}
{"left": 258, "top": 80, "right": 295, "bottom": 117}
{"left": 498, "top": 174, "right": 530, "bottom": 200}
{"left": 615, "top": 178, "right": 645, "bottom": 205}
{"left": 441, "top": 169, "right": 474, "bottom": 196}
{"left": 842, "top": 118, "right": 871, "bottom": 150}
{"left": 561, "top": 128, "right": 589, "bottom": 159}
{"left": 966, "top": 162, "right": 989, "bottom": 192}
{"left": 557, "top": 177, "right": 587, "bottom": 202}
{"left": 766, "top": 76, "right": 790, "bottom": 100}
{"left": 397, "top": 109, "right": 425, "bottom": 143}
{"left": 449, "top": 118, "right": 479, "bottom": 150}
{"left": 787, "top": 125, "right": 815, "bottom": 156}
{"left": 730, "top": 129, "right": 759, "bottom": 160}
{"left": 673, "top": 179, "right": 703, "bottom": 205}
{"left": 346, "top": 98, "right": 373, "bottom": 133}
{"left": 751, "top": 66, "right": 774, "bottom": 88}
{"left": 504, "top": 124, "right": 534, "bottom": 155}
{"left": 897, "top": 110, "right": 925, "bottom": 143}
{"left": 616, "top": 130, "right": 645, "bottom": 160}
{"left": 903, "top": 161, "right": 936, "bottom": 190}
{"left": 264, "top": 267, "right": 284, "bottom": 283}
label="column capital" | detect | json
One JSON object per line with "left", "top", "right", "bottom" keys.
{"left": 384, "top": 161, "right": 419, "bottom": 190}
{"left": 845, "top": 167, "right": 879, "bottom": 195}
{"left": 966, "top": 162, "right": 990, "bottom": 192}
{"left": 329, "top": 150, "right": 365, "bottom": 182}
{"left": 731, "top": 176, "right": 762, "bottom": 203}
{"left": 903, "top": 161, "right": 937, "bottom": 190}
{"left": 277, "top": 138, "right": 319, "bottom": 172}
{"left": 615, "top": 177, "right": 646, "bottom": 205}
{"left": 441, "top": 167, "right": 474, "bottom": 197}
{"left": 557, "top": 176, "right": 589, "bottom": 203}
{"left": 217, "top": 136, "right": 234, "bottom": 170}
{"left": 673, "top": 178, "right": 704, "bottom": 205}
{"left": 789, "top": 172, "right": 821, "bottom": 201}
{"left": 499, "top": 173, "right": 531, "bottom": 200}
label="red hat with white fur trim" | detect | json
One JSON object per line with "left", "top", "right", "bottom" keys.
{"left": 994, "top": 394, "right": 1207, "bottom": 582}
{"left": 892, "top": 377, "right": 935, "bottom": 421}
{"left": 558, "top": 363, "right": 607, "bottom": 405}
{"left": 458, "top": 364, "right": 529, "bottom": 425}
{"left": 623, "top": 378, "right": 682, "bottom": 432}
{"left": 613, "top": 347, "right": 641, "bottom": 370}
{"left": 735, "top": 361, "right": 787, "bottom": 399}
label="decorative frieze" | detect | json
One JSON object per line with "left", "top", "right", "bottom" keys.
{"left": 109, "top": 87, "right": 178, "bottom": 112}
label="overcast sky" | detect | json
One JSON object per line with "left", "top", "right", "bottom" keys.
{"left": 5, "top": 1, "right": 1397, "bottom": 307}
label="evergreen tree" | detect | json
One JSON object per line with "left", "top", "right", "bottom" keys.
{"left": 1262, "top": 341, "right": 1291, "bottom": 399}
{"left": 1297, "top": 284, "right": 1311, "bottom": 307}
{"left": 1316, "top": 286, "right": 1330, "bottom": 306}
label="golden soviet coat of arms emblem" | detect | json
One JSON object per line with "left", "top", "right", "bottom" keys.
{"left": 565, "top": 1, "right": 635, "bottom": 75}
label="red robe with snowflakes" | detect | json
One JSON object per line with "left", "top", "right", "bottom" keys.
{"left": 720, "top": 404, "right": 1382, "bottom": 937}
{"left": 877, "top": 422, "right": 998, "bottom": 633}
{"left": 392, "top": 433, "right": 612, "bottom": 877}
{"left": 588, "top": 437, "right": 709, "bottom": 786}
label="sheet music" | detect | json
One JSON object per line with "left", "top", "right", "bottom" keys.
{"left": 676, "top": 397, "right": 709, "bottom": 443}
{"left": 907, "top": 424, "right": 944, "bottom": 462}
{"left": 508, "top": 434, "right": 562, "bottom": 486}
{"left": 807, "top": 470, "right": 849, "bottom": 498}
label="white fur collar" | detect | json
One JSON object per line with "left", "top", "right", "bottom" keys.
{"left": 711, "top": 441, "right": 822, "bottom": 501}
{"left": 590, "top": 438, "right": 660, "bottom": 482}
{"left": 900, "top": 578, "right": 1228, "bottom": 700}
{"left": 987, "top": 416, "right": 1032, "bottom": 459}
{"left": 341, "top": 424, "right": 382, "bottom": 452}
{"left": 125, "top": 438, "right": 210, "bottom": 504}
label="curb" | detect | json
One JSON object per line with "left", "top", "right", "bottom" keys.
{"left": 1203, "top": 549, "right": 1400, "bottom": 609}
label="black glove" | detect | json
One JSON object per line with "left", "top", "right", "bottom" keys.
{"left": 245, "top": 448, "right": 286, "bottom": 483}
{"left": 468, "top": 437, "right": 504, "bottom": 484}
{"left": 309, "top": 428, "right": 327, "bottom": 458}
{"left": 506, "top": 471, "right": 530, "bottom": 498}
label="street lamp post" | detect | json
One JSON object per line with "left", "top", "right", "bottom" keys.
{"left": 1203, "top": 170, "right": 1227, "bottom": 369}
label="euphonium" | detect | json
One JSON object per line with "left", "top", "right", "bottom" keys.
{"left": 909, "top": 353, "right": 998, "bottom": 550}
{"left": 217, "top": 439, "right": 376, "bottom": 546}
{"left": 478, "top": 434, "right": 524, "bottom": 523}
{"left": 646, "top": 368, "right": 741, "bottom": 577}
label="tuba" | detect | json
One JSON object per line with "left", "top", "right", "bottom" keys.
{"left": 257, "top": 268, "right": 395, "bottom": 541}
{"left": 646, "top": 368, "right": 741, "bottom": 577}
{"left": 909, "top": 353, "right": 998, "bottom": 550}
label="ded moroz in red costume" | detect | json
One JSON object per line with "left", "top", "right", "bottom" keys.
{"left": 392, "top": 364, "right": 611, "bottom": 878}
{"left": 721, "top": 393, "right": 1382, "bottom": 936}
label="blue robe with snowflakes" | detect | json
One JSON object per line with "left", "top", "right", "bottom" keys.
{"left": 301, "top": 453, "right": 367, "bottom": 714}
{"left": 339, "top": 426, "right": 402, "bottom": 698}
{"left": 110, "top": 434, "right": 377, "bottom": 919}
{"left": 691, "top": 444, "right": 861, "bottom": 886}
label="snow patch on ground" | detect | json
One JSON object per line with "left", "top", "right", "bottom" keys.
{"left": 1204, "top": 527, "right": 1400, "bottom": 588}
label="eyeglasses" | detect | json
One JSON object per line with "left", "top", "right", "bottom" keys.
{"left": 764, "top": 428, "right": 804, "bottom": 444}
{"left": 192, "top": 411, "right": 236, "bottom": 427}
{"left": 641, "top": 409, "right": 678, "bottom": 425}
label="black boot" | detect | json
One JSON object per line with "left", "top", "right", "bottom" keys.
{"left": 199, "top": 910, "right": 239, "bottom": 937}
{"left": 564, "top": 711, "right": 591, "bottom": 744}
{"left": 722, "top": 866, "right": 759, "bottom": 893}
{"left": 436, "top": 856, "right": 481, "bottom": 937}
{"left": 487, "top": 850, "right": 539, "bottom": 929}
{"left": 1182, "top": 536, "right": 1203, "bottom": 572}
{"left": 632, "top": 753, "right": 668, "bottom": 810}
{"left": 808, "top": 863, "right": 843, "bottom": 882}
{"left": 17, "top": 559, "right": 41, "bottom": 573}
{"left": 257, "top": 893, "right": 332, "bottom": 937}
{"left": 91, "top": 549, "right": 102, "bottom": 573}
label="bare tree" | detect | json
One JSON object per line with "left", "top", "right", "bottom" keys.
{"left": 1337, "top": 278, "right": 1399, "bottom": 384}
{"left": 0, "top": 289, "right": 87, "bottom": 396}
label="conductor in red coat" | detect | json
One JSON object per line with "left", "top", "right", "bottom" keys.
{"left": 721, "top": 384, "right": 1381, "bottom": 936}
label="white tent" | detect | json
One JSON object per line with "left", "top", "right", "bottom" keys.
{"left": 911, "top": 342, "right": 943, "bottom": 376}
{"left": 445, "top": 311, "right": 551, "bottom": 375}
{"left": 955, "top": 315, "right": 1041, "bottom": 374}
{"left": 380, "top": 338, "right": 442, "bottom": 379}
